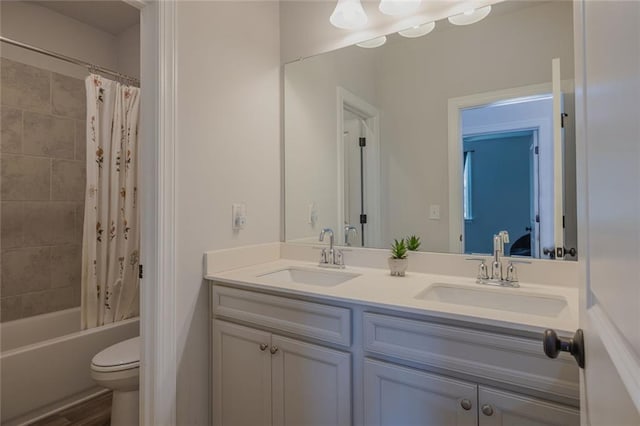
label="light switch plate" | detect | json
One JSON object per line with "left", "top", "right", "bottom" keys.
{"left": 232, "top": 203, "right": 247, "bottom": 230}
{"left": 308, "top": 203, "right": 318, "bottom": 225}
{"left": 429, "top": 204, "right": 440, "bottom": 220}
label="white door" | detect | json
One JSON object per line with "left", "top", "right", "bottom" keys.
{"left": 343, "top": 116, "right": 364, "bottom": 247}
{"left": 573, "top": 1, "right": 640, "bottom": 424}
{"left": 551, "top": 58, "right": 565, "bottom": 257}
{"left": 477, "top": 387, "right": 579, "bottom": 426}
{"left": 363, "top": 359, "right": 477, "bottom": 426}
{"left": 212, "top": 320, "right": 272, "bottom": 426}
{"left": 271, "top": 335, "right": 351, "bottom": 426}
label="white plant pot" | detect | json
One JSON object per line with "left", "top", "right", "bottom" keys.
{"left": 388, "top": 257, "right": 408, "bottom": 277}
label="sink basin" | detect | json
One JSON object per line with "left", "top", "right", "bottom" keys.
{"left": 415, "top": 283, "right": 568, "bottom": 318}
{"left": 257, "top": 267, "right": 360, "bottom": 287}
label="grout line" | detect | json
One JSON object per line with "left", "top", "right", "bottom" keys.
{"left": 20, "top": 108, "right": 24, "bottom": 155}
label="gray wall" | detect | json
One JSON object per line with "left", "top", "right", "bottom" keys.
{"left": 1, "top": 58, "right": 86, "bottom": 322}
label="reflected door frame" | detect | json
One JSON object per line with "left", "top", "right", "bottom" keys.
{"left": 447, "top": 82, "right": 569, "bottom": 254}
{"left": 336, "top": 87, "right": 381, "bottom": 248}
{"left": 462, "top": 125, "right": 542, "bottom": 258}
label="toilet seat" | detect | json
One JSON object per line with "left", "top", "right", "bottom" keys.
{"left": 91, "top": 336, "right": 140, "bottom": 373}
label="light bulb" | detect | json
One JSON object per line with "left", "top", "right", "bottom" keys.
{"left": 398, "top": 21, "right": 435, "bottom": 38}
{"left": 330, "top": 0, "right": 368, "bottom": 30}
{"left": 356, "top": 36, "right": 387, "bottom": 48}
{"left": 379, "top": 0, "right": 422, "bottom": 16}
{"left": 448, "top": 5, "right": 491, "bottom": 26}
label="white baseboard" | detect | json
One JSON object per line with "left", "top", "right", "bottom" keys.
{"left": 5, "top": 388, "right": 109, "bottom": 426}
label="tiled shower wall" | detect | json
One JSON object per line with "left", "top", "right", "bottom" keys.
{"left": 0, "top": 58, "right": 86, "bottom": 322}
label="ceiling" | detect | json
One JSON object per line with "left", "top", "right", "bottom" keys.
{"left": 30, "top": 1, "right": 139, "bottom": 36}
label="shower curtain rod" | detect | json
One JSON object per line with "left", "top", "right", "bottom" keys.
{"left": 0, "top": 36, "right": 140, "bottom": 86}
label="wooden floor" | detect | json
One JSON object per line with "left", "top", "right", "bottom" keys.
{"left": 29, "top": 392, "right": 112, "bottom": 426}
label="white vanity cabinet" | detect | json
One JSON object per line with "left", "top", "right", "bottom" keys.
{"left": 477, "top": 387, "right": 580, "bottom": 426}
{"left": 210, "top": 283, "right": 580, "bottom": 426}
{"left": 364, "top": 359, "right": 579, "bottom": 426}
{"left": 211, "top": 286, "right": 352, "bottom": 426}
{"left": 362, "top": 313, "right": 580, "bottom": 426}
{"left": 212, "top": 320, "right": 272, "bottom": 426}
{"left": 364, "top": 359, "right": 478, "bottom": 426}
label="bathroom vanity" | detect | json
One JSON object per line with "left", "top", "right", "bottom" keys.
{"left": 207, "top": 257, "right": 579, "bottom": 426}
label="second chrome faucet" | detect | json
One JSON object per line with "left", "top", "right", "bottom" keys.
{"left": 319, "top": 228, "right": 345, "bottom": 268}
{"left": 467, "top": 230, "right": 529, "bottom": 288}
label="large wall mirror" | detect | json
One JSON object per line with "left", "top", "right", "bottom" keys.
{"left": 284, "top": 0, "right": 577, "bottom": 260}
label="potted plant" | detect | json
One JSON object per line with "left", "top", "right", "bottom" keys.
{"left": 389, "top": 238, "right": 409, "bottom": 276}
{"left": 406, "top": 235, "right": 421, "bottom": 252}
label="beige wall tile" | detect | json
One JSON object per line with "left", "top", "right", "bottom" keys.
{"left": 51, "top": 159, "right": 85, "bottom": 200}
{"left": 1, "top": 155, "right": 50, "bottom": 201}
{"left": 75, "top": 120, "right": 86, "bottom": 161}
{"left": 21, "top": 287, "right": 75, "bottom": 318}
{"left": 0, "top": 296, "right": 22, "bottom": 322}
{"left": 1, "top": 201, "right": 23, "bottom": 248}
{"left": 52, "top": 73, "right": 85, "bottom": 120}
{"left": 1, "top": 58, "right": 51, "bottom": 112}
{"left": 23, "top": 202, "right": 75, "bottom": 245}
{"left": 75, "top": 202, "right": 85, "bottom": 245}
{"left": 1, "top": 247, "right": 50, "bottom": 297}
{"left": 1, "top": 106, "right": 22, "bottom": 154}
{"left": 50, "top": 244, "right": 81, "bottom": 289}
{"left": 72, "top": 286, "right": 81, "bottom": 307}
{"left": 23, "top": 111, "right": 75, "bottom": 159}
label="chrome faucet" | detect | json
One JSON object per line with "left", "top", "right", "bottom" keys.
{"left": 491, "top": 231, "right": 509, "bottom": 281}
{"left": 344, "top": 224, "right": 358, "bottom": 246}
{"left": 319, "top": 228, "right": 345, "bottom": 268}
{"left": 466, "top": 230, "right": 530, "bottom": 288}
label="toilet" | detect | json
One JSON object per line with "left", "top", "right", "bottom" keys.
{"left": 90, "top": 336, "right": 140, "bottom": 425}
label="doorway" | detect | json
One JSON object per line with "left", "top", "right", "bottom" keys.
{"left": 462, "top": 130, "right": 538, "bottom": 256}
{"left": 337, "top": 87, "right": 381, "bottom": 248}
{"left": 448, "top": 84, "right": 560, "bottom": 257}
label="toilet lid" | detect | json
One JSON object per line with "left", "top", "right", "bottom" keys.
{"left": 91, "top": 336, "right": 140, "bottom": 372}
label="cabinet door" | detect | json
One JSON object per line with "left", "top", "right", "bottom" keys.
{"left": 213, "top": 320, "right": 272, "bottom": 426}
{"left": 478, "top": 386, "right": 579, "bottom": 426}
{"left": 364, "top": 359, "right": 477, "bottom": 426}
{"left": 271, "top": 335, "right": 351, "bottom": 426}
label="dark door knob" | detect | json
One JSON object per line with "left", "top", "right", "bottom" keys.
{"left": 543, "top": 329, "right": 585, "bottom": 369}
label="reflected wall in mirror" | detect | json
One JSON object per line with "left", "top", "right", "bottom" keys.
{"left": 285, "top": 0, "right": 577, "bottom": 260}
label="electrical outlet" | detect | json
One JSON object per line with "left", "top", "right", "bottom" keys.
{"left": 232, "top": 203, "right": 247, "bottom": 230}
{"left": 429, "top": 204, "right": 440, "bottom": 220}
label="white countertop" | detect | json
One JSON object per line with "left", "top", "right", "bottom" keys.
{"left": 206, "top": 259, "right": 579, "bottom": 335}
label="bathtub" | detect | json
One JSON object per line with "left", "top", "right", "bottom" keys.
{"left": 1, "top": 307, "right": 139, "bottom": 425}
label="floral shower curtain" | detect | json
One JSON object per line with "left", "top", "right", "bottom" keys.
{"left": 81, "top": 74, "right": 141, "bottom": 329}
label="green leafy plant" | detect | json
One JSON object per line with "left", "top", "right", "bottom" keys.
{"left": 406, "top": 235, "right": 421, "bottom": 251}
{"left": 390, "top": 239, "right": 408, "bottom": 259}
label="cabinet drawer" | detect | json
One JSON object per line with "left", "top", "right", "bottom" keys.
{"left": 211, "top": 285, "right": 351, "bottom": 346}
{"left": 363, "top": 313, "right": 579, "bottom": 401}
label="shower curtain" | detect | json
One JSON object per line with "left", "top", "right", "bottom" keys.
{"left": 81, "top": 74, "right": 141, "bottom": 329}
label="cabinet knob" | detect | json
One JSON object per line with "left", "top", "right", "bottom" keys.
{"left": 481, "top": 404, "right": 494, "bottom": 416}
{"left": 460, "top": 399, "right": 472, "bottom": 411}
{"left": 259, "top": 343, "right": 268, "bottom": 351}
{"left": 270, "top": 345, "right": 279, "bottom": 354}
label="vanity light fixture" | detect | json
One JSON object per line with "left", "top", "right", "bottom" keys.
{"left": 330, "top": 0, "right": 368, "bottom": 30}
{"left": 448, "top": 5, "right": 492, "bottom": 26}
{"left": 379, "top": 0, "right": 422, "bottom": 16}
{"left": 356, "top": 36, "right": 387, "bottom": 48}
{"left": 398, "top": 21, "right": 435, "bottom": 38}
